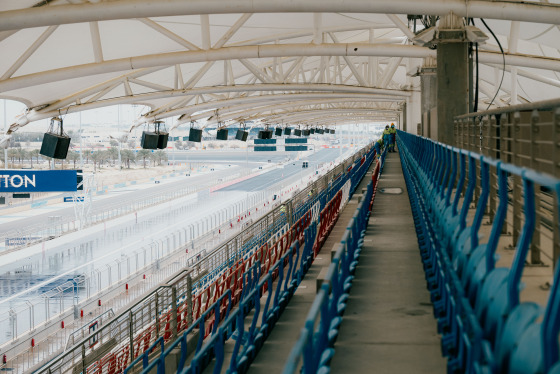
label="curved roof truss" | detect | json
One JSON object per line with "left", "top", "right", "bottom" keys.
{"left": 0, "top": 0, "right": 559, "bottom": 135}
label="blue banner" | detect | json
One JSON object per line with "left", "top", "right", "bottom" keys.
{"left": 254, "top": 139, "right": 277, "bottom": 145}
{"left": 285, "top": 138, "right": 308, "bottom": 144}
{"left": 0, "top": 170, "right": 78, "bottom": 192}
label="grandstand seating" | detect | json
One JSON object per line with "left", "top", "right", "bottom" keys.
{"left": 397, "top": 130, "right": 560, "bottom": 374}
{"left": 119, "top": 144, "right": 378, "bottom": 374}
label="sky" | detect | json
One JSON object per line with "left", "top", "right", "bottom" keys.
{"left": 0, "top": 99, "right": 153, "bottom": 133}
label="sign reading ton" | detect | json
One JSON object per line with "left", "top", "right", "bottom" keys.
{"left": 0, "top": 170, "right": 78, "bottom": 192}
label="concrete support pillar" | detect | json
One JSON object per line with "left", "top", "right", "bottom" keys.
{"left": 401, "top": 102, "right": 407, "bottom": 131}
{"left": 419, "top": 57, "right": 437, "bottom": 138}
{"left": 406, "top": 91, "right": 421, "bottom": 135}
{"left": 436, "top": 12, "right": 469, "bottom": 146}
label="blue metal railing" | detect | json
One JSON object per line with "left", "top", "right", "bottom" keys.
{"left": 127, "top": 145, "right": 376, "bottom": 374}
{"left": 398, "top": 130, "right": 560, "bottom": 374}
{"left": 283, "top": 150, "right": 382, "bottom": 374}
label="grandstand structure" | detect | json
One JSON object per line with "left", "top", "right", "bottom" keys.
{"left": 1, "top": 1, "right": 560, "bottom": 373}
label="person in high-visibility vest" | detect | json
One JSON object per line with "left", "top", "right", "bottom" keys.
{"left": 382, "top": 125, "right": 392, "bottom": 153}
{"left": 389, "top": 123, "right": 397, "bottom": 152}
{"left": 374, "top": 138, "right": 384, "bottom": 159}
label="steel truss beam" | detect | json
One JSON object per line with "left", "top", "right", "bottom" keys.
{"left": 0, "top": 0, "right": 558, "bottom": 32}
{"left": 33, "top": 84, "right": 410, "bottom": 120}
{"left": 182, "top": 98, "right": 401, "bottom": 127}
{"left": 146, "top": 92, "right": 404, "bottom": 123}
{"left": 2, "top": 43, "right": 557, "bottom": 94}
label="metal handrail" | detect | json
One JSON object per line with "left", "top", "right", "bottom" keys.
{"left": 455, "top": 98, "right": 560, "bottom": 120}
{"left": 25, "top": 142, "right": 375, "bottom": 374}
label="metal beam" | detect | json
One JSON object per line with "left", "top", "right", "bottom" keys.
{"left": 262, "top": 108, "right": 398, "bottom": 122}
{"left": 386, "top": 14, "right": 415, "bottom": 42}
{"left": 196, "top": 99, "right": 399, "bottom": 125}
{"left": 89, "top": 21, "right": 103, "bottom": 63}
{"left": 175, "top": 64, "right": 184, "bottom": 89}
{"left": 1, "top": 0, "right": 558, "bottom": 31}
{"left": 229, "top": 23, "right": 395, "bottom": 47}
{"left": 123, "top": 78, "right": 133, "bottom": 96}
{"left": 239, "top": 59, "right": 274, "bottom": 83}
{"left": 2, "top": 43, "right": 556, "bottom": 93}
{"left": 1, "top": 25, "right": 57, "bottom": 80}
{"left": 214, "top": 14, "right": 252, "bottom": 49}
{"left": 138, "top": 18, "right": 200, "bottom": 51}
{"left": 262, "top": 111, "right": 396, "bottom": 124}
{"left": 200, "top": 14, "right": 210, "bottom": 49}
{"left": 313, "top": 13, "right": 322, "bottom": 45}
{"left": 260, "top": 111, "right": 398, "bottom": 125}
{"left": 36, "top": 67, "right": 162, "bottom": 111}
{"left": 328, "top": 33, "right": 368, "bottom": 86}
{"left": 161, "top": 92, "right": 404, "bottom": 123}
{"left": 128, "top": 78, "right": 173, "bottom": 91}
{"left": 379, "top": 57, "right": 403, "bottom": 88}
{"left": 509, "top": 21, "right": 520, "bottom": 104}
{"left": 33, "top": 83, "right": 409, "bottom": 120}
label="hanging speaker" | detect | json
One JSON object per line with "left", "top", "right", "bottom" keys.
{"left": 294, "top": 129, "right": 302, "bottom": 137}
{"left": 331, "top": 129, "right": 336, "bottom": 134}
{"left": 284, "top": 127, "right": 292, "bottom": 135}
{"left": 310, "top": 128, "right": 315, "bottom": 134}
{"left": 189, "top": 128, "right": 202, "bottom": 142}
{"left": 303, "top": 129, "right": 310, "bottom": 136}
{"left": 258, "top": 130, "right": 272, "bottom": 139}
{"left": 316, "top": 128, "right": 324, "bottom": 134}
{"left": 275, "top": 128, "right": 283, "bottom": 136}
{"left": 157, "top": 132, "right": 169, "bottom": 149}
{"left": 140, "top": 131, "right": 159, "bottom": 149}
{"left": 216, "top": 129, "right": 228, "bottom": 140}
{"left": 40, "top": 132, "right": 71, "bottom": 159}
{"left": 236, "top": 129, "right": 248, "bottom": 141}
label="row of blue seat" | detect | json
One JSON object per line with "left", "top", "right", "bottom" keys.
{"left": 282, "top": 148, "right": 385, "bottom": 374}
{"left": 398, "top": 130, "right": 560, "bottom": 374}
{"left": 125, "top": 223, "right": 316, "bottom": 374}
{"left": 125, "top": 145, "right": 377, "bottom": 374}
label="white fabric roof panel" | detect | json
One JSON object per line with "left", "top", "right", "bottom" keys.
{"left": 0, "top": 0, "right": 558, "bottom": 134}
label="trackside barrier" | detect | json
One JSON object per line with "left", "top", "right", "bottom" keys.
{"left": 397, "top": 130, "right": 560, "bottom": 374}
{"left": 30, "top": 143, "right": 375, "bottom": 374}
{"left": 283, "top": 155, "right": 383, "bottom": 373}
{"left": 129, "top": 146, "right": 377, "bottom": 374}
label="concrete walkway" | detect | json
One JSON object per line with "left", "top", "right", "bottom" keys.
{"left": 248, "top": 158, "right": 377, "bottom": 374}
{"left": 329, "top": 152, "right": 446, "bottom": 373}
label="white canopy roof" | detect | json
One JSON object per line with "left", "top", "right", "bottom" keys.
{"left": 0, "top": 0, "right": 559, "bottom": 133}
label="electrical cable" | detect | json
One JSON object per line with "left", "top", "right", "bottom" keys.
{"left": 480, "top": 18, "right": 506, "bottom": 110}
{"left": 469, "top": 18, "right": 480, "bottom": 113}
{"left": 474, "top": 42, "right": 479, "bottom": 113}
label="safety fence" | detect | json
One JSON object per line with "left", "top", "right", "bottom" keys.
{"left": 283, "top": 151, "right": 383, "bottom": 374}
{"left": 0, "top": 166, "right": 241, "bottom": 253}
{"left": 121, "top": 144, "right": 376, "bottom": 374}
{"left": 0, "top": 190, "right": 271, "bottom": 371}
{"left": 398, "top": 129, "right": 560, "bottom": 373}
{"left": 454, "top": 98, "right": 560, "bottom": 266}
{"left": 26, "top": 142, "right": 375, "bottom": 374}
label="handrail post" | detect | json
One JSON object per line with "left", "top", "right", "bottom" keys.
{"left": 530, "top": 110, "right": 542, "bottom": 264}
{"left": 171, "top": 286, "right": 178, "bottom": 339}
{"left": 554, "top": 108, "right": 560, "bottom": 268}
{"left": 129, "top": 310, "right": 134, "bottom": 363}
{"left": 187, "top": 273, "right": 193, "bottom": 326}
{"left": 154, "top": 291, "right": 160, "bottom": 337}
{"left": 512, "top": 111, "right": 522, "bottom": 247}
